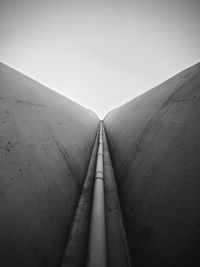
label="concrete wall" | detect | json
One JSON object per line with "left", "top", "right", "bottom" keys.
{"left": 104, "top": 63, "right": 200, "bottom": 267}
{"left": 0, "top": 62, "right": 99, "bottom": 267}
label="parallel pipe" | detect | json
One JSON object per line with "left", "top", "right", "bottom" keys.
{"left": 87, "top": 122, "right": 107, "bottom": 267}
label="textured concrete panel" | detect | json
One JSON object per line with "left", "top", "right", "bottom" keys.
{"left": 104, "top": 63, "right": 200, "bottom": 267}
{"left": 0, "top": 62, "right": 99, "bottom": 267}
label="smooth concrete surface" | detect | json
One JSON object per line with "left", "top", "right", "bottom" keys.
{"left": 61, "top": 130, "right": 99, "bottom": 267}
{"left": 0, "top": 62, "right": 99, "bottom": 267}
{"left": 103, "top": 126, "right": 131, "bottom": 267}
{"left": 104, "top": 62, "right": 200, "bottom": 267}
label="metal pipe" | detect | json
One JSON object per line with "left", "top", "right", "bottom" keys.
{"left": 87, "top": 121, "right": 107, "bottom": 267}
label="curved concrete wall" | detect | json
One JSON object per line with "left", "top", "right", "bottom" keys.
{"left": 104, "top": 63, "right": 200, "bottom": 267}
{"left": 0, "top": 62, "right": 99, "bottom": 267}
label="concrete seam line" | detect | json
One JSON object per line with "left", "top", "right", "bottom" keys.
{"left": 95, "top": 177, "right": 105, "bottom": 181}
{"left": 87, "top": 121, "right": 107, "bottom": 267}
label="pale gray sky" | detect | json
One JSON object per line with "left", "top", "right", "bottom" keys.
{"left": 0, "top": 0, "right": 200, "bottom": 118}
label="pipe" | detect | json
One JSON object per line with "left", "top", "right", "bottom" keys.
{"left": 87, "top": 121, "right": 107, "bottom": 267}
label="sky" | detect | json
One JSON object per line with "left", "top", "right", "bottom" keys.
{"left": 0, "top": 0, "right": 200, "bottom": 119}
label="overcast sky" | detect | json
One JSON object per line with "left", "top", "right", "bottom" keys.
{"left": 0, "top": 0, "right": 200, "bottom": 118}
